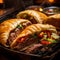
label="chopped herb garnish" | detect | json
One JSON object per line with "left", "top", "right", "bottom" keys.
{"left": 17, "top": 24, "right": 23, "bottom": 29}
{"left": 33, "top": 33, "right": 37, "bottom": 39}
{"left": 47, "top": 38, "right": 57, "bottom": 43}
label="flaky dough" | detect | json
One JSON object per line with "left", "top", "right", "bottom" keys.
{"left": 10, "top": 24, "right": 57, "bottom": 48}
{"left": 17, "top": 10, "right": 47, "bottom": 23}
{"left": 0, "top": 19, "right": 32, "bottom": 47}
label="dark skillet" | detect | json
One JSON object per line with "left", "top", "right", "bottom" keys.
{"left": 0, "top": 19, "right": 49, "bottom": 60}
{"left": 0, "top": 43, "right": 60, "bottom": 60}
{"left": 0, "top": 19, "right": 60, "bottom": 60}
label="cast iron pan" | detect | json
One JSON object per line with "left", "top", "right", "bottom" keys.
{"left": 0, "top": 13, "right": 60, "bottom": 60}
{"left": 0, "top": 19, "right": 50, "bottom": 60}
{"left": 0, "top": 42, "right": 60, "bottom": 60}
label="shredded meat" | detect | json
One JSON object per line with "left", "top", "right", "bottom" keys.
{"left": 7, "top": 28, "right": 21, "bottom": 45}
{"left": 24, "top": 44, "right": 43, "bottom": 53}
{"left": 9, "top": 30, "right": 59, "bottom": 55}
{"left": 13, "top": 37, "right": 38, "bottom": 51}
{"left": 7, "top": 22, "right": 31, "bottom": 45}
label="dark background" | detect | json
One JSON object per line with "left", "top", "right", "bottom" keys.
{"left": 0, "top": 0, "right": 60, "bottom": 60}
{"left": 4, "top": 0, "right": 60, "bottom": 8}
{"left": 0, "top": 0, "right": 60, "bottom": 9}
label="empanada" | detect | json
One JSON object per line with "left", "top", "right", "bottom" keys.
{"left": 10, "top": 24, "right": 59, "bottom": 51}
{"left": 17, "top": 10, "right": 47, "bottom": 23}
{"left": 0, "top": 19, "right": 32, "bottom": 47}
{"left": 45, "top": 14, "right": 60, "bottom": 30}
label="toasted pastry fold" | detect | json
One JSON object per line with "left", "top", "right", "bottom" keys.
{"left": 45, "top": 14, "right": 60, "bottom": 30}
{"left": 10, "top": 24, "right": 57, "bottom": 48}
{"left": 17, "top": 10, "right": 47, "bottom": 23}
{"left": 0, "top": 19, "right": 32, "bottom": 46}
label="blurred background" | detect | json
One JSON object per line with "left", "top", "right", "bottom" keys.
{"left": 0, "top": 0, "right": 60, "bottom": 9}
{"left": 0, "top": 0, "right": 60, "bottom": 20}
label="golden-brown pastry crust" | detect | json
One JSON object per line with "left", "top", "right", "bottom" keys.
{"left": 17, "top": 10, "right": 47, "bottom": 23}
{"left": 0, "top": 19, "right": 32, "bottom": 47}
{"left": 45, "top": 14, "right": 60, "bottom": 30}
{"left": 10, "top": 24, "right": 57, "bottom": 48}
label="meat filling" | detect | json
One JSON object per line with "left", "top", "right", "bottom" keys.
{"left": 7, "top": 22, "right": 31, "bottom": 46}
{"left": 13, "top": 30, "right": 59, "bottom": 53}
{"left": 13, "top": 35, "right": 39, "bottom": 50}
{"left": 20, "top": 13, "right": 37, "bottom": 24}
